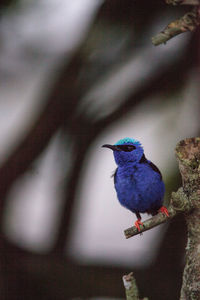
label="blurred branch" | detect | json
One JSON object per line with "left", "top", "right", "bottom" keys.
{"left": 0, "top": 0, "right": 19, "bottom": 11}
{"left": 0, "top": 50, "right": 84, "bottom": 219}
{"left": 3, "top": 238, "right": 129, "bottom": 299}
{"left": 1, "top": 233, "right": 184, "bottom": 299}
{"left": 93, "top": 42, "right": 194, "bottom": 134}
{"left": 152, "top": 8, "right": 200, "bottom": 45}
{"left": 123, "top": 272, "right": 147, "bottom": 300}
{"left": 51, "top": 138, "right": 90, "bottom": 254}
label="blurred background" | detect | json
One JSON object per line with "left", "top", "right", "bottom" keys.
{"left": 0, "top": 0, "right": 199, "bottom": 299}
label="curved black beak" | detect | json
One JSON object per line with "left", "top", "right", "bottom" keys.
{"left": 102, "top": 144, "right": 120, "bottom": 151}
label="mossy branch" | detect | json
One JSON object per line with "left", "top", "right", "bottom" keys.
{"left": 152, "top": 8, "right": 200, "bottom": 46}
{"left": 176, "top": 138, "right": 200, "bottom": 300}
{"left": 152, "top": 0, "right": 200, "bottom": 46}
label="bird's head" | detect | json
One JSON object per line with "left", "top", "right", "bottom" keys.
{"left": 102, "top": 137, "right": 144, "bottom": 166}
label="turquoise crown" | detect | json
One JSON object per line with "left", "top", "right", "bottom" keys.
{"left": 115, "top": 137, "right": 142, "bottom": 146}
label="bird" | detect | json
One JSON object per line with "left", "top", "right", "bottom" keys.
{"left": 102, "top": 137, "right": 169, "bottom": 231}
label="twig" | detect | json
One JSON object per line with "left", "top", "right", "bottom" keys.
{"left": 124, "top": 187, "right": 192, "bottom": 238}
{"left": 152, "top": 9, "right": 200, "bottom": 46}
{"left": 166, "top": 0, "right": 199, "bottom": 5}
{"left": 123, "top": 272, "right": 149, "bottom": 300}
{"left": 124, "top": 205, "right": 176, "bottom": 239}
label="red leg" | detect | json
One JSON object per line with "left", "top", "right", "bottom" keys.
{"left": 134, "top": 219, "right": 144, "bottom": 231}
{"left": 159, "top": 206, "right": 169, "bottom": 217}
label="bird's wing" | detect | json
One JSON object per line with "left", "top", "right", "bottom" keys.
{"left": 148, "top": 161, "right": 162, "bottom": 179}
{"left": 140, "top": 154, "right": 162, "bottom": 179}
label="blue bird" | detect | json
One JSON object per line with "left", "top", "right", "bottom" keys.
{"left": 102, "top": 137, "right": 169, "bottom": 231}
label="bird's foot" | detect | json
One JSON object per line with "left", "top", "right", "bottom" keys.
{"left": 159, "top": 206, "right": 169, "bottom": 217}
{"left": 134, "top": 219, "right": 144, "bottom": 232}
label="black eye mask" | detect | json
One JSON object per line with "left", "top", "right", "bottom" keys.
{"left": 117, "top": 145, "right": 136, "bottom": 152}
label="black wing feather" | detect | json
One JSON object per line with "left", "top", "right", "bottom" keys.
{"left": 139, "top": 154, "right": 162, "bottom": 179}
{"left": 148, "top": 161, "right": 162, "bottom": 179}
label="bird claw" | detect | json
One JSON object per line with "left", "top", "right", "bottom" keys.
{"left": 134, "top": 219, "right": 144, "bottom": 232}
{"left": 159, "top": 206, "right": 169, "bottom": 217}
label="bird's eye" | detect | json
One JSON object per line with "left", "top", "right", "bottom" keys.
{"left": 126, "top": 145, "right": 135, "bottom": 152}
{"left": 117, "top": 145, "right": 136, "bottom": 152}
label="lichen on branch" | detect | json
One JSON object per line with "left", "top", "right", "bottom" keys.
{"left": 176, "top": 138, "right": 200, "bottom": 300}
{"left": 152, "top": 9, "right": 200, "bottom": 46}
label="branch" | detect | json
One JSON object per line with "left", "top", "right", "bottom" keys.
{"left": 124, "top": 187, "right": 192, "bottom": 238}
{"left": 166, "top": 0, "right": 199, "bottom": 5}
{"left": 123, "top": 272, "right": 148, "bottom": 300}
{"left": 177, "top": 138, "right": 200, "bottom": 300}
{"left": 124, "top": 206, "right": 176, "bottom": 239}
{"left": 152, "top": 8, "right": 200, "bottom": 46}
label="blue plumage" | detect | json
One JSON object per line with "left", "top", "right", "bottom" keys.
{"left": 102, "top": 138, "right": 168, "bottom": 231}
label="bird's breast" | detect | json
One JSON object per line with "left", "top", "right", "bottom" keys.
{"left": 114, "top": 164, "right": 165, "bottom": 213}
